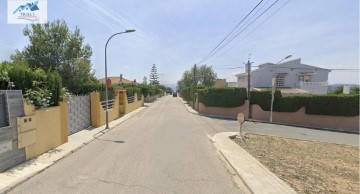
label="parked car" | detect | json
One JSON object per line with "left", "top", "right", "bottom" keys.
{"left": 173, "top": 92, "right": 177, "bottom": 97}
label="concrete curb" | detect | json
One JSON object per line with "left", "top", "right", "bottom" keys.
{"left": 0, "top": 105, "right": 150, "bottom": 194}
{"left": 178, "top": 97, "right": 198, "bottom": 115}
{"left": 212, "top": 132, "right": 297, "bottom": 194}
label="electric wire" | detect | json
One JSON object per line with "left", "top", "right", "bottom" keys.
{"left": 199, "top": 0, "right": 281, "bottom": 65}
{"left": 208, "top": 0, "right": 291, "bottom": 64}
{"left": 197, "top": 0, "right": 265, "bottom": 65}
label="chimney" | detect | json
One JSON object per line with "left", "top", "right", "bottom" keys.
{"left": 134, "top": 79, "right": 136, "bottom": 83}
{"left": 120, "top": 74, "right": 123, "bottom": 83}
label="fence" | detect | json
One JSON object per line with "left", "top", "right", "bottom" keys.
{"left": 127, "top": 96, "right": 135, "bottom": 104}
{"left": 67, "top": 95, "right": 91, "bottom": 135}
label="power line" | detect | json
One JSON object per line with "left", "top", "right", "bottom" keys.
{"left": 208, "top": 0, "right": 291, "bottom": 64}
{"left": 214, "top": 66, "right": 360, "bottom": 71}
{"left": 200, "top": 0, "right": 281, "bottom": 65}
{"left": 197, "top": 0, "right": 265, "bottom": 65}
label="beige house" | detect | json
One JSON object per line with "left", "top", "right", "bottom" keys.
{"left": 98, "top": 74, "right": 136, "bottom": 85}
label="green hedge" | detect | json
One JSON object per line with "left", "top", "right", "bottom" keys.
{"left": 2, "top": 66, "right": 62, "bottom": 106}
{"left": 251, "top": 91, "right": 359, "bottom": 116}
{"left": 78, "top": 83, "right": 112, "bottom": 94}
{"left": 305, "top": 95, "right": 359, "bottom": 116}
{"left": 181, "top": 87, "right": 192, "bottom": 101}
{"left": 250, "top": 90, "right": 282, "bottom": 111}
{"left": 198, "top": 87, "right": 247, "bottom": 107}
{"left": 126, "top": 87, "right": 141, "bottom": 97}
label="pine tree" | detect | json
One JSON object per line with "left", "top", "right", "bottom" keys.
{"left": 149, "top": 64, "right": 159, "bottom": 85}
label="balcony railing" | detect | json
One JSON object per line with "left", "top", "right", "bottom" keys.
{"left": 299, "top": 81, "right": 328, "bottom": 86}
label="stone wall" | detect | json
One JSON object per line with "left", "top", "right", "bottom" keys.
{"left": 67, "top": 95, "right": 90, "bottom": 135}
{"left": 0, "top": 90, "right": 25, "bottom": 172}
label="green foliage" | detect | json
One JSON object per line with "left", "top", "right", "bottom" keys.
{"left": 24, "top": 81, "right": 52, "bottom": 109}
{"left": 77, "top": 83, "right": 111, "bottom": 94}
{"left": 274, "top": 95, "right": 309, "bottom": 112}
{"left": 180, "top": 87, "right": 192, "bottom": 101}
{"left": 11, "top": 19, "right": 96, "bottom": 93}
{"left": 120, "top": 83, "right": 161, "bottom": 98}
{"left": 250, "top": 90, "right": 282, "bottom": 111}
{"left": 305, "top": 95, "right": 359, "bottom": 116}
{"left": 328, "top": 86, "right": 343, "bottom": 95}
{"left": 198, "top": 87, "right": 247, "bottom": 107}
{"left": 0, "top": 61, "right": 11, "bottom": 83}
{"left": 125, "top": 87, "right": 141, "bottom": 97}
{"left": 177, "top": 64, "right": 217, "bottom": 91}
{"left": 251, "top": 90, "right": 359, "bottom": 116}
{"left": 0, "top": 61, "right": 62, "bottom": 107}
{"left": 351, "top": 86, "right": 359, "bottom": 94}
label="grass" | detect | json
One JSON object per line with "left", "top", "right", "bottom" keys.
{"left": 233, "top": 134, "right": 359, "bottom": 194}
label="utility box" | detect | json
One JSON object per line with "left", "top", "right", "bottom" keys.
{"left": 17, "top": 115, "right": 37, "bottom": 148}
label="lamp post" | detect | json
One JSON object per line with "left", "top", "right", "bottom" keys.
{"left": 270, "top": 55, "right": 292, "bottom": 123}
{"left": 105, "top": 29, "right": 135, "bottom": 129}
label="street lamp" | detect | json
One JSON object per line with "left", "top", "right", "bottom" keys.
{"left": 276, "top": 55, "right": 292, "bottom": 65}
{"left": 270, "top": 54, "right": 292, "bottom": 123}
{"left": 105, "top": 29, "right": 136, "bottom": 129}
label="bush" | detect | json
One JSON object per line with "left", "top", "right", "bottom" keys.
{"left": 250, "top": 90, "right": 282, "bottom": 111}
{"left": 0, "top": 63, "right": 62, "bottom": 107}
{"left": 24, "top": 81, "right": 52, "bottom": 109}
{"left": 305, "top": 95, "right": 359, "bottom": 116}
{"left": 251, "top": 90, "right": 359, "bottom": 116}
{"left": 198, "top": 87, "right": 247, "bottom": 107}
{"left": 78, "top": 83, "right": 112, "bottom": 94}
{"left": 125, "top": 87, "right": 141, "bottom": 97}
{"left": 274, "top": 95, "right": 308, "bottom": 112}
{"left": 181, "top": 87, "right": 192, "bottom": 101}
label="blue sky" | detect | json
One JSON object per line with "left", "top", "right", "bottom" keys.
{"left": 0, "top": 0, "right": 359, "bottom": 85}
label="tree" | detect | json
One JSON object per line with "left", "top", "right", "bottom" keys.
{"left": 198, "top": 65, "right": 217, "bottom": 87}
{"left": 177, "top": 64, "right": 217, "bottom": 90}
{"left": 11, "top": 19, "right": 96, "bottom": 93}
{"left": 149, "top": 64, "right": 159, "bottom": 85}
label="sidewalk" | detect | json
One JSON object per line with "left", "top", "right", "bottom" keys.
{"left": 212, "top": 132, "right": 297, "bottom": 194}
{"left": 0, "top": 106, "right": 148, "bottom": 194}
{"left": 179, "top": 97, "right": 297, "bottom": 193}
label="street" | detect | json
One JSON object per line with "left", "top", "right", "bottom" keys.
{"left": 9, "top": 96, "right": 244, "bottom": 194}
{"left": 207, "top": 116, "right": 359, "bottom": 146}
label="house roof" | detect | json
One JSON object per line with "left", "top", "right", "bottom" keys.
{"left": 235, "top": 58, "right": 331, "bottom": 77}
{"left": 98, "top": 76, "right": 135, "bottom": 85}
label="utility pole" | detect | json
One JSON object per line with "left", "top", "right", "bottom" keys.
{"left": 193, "top": 64, "right": 197, "bottom": 109}
{"left": 246, "top": 60, "right": 252, "bottom": 119}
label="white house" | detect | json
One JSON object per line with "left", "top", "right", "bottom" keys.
{"left": 235, "top": 58, "right": 331, "bottom": 94}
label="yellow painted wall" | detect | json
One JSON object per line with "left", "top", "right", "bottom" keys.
{"left": 22, "top": 101, "right": 69, "bottom": 160}
{"left": 124, "top": 93, "right": 144, "bottom": 114}
{"left": 90, "top": 91, "right": 144, "bottom": 127}
{"left": 214, "top": 79, "right": 227, "bottom": 88}
{"left": 90, "top": 91, "right": 120, "bottom": 127}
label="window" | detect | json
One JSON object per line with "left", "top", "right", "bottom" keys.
{"left": 276, "top": 75, "right": 285, "bottom": 87}
{"left": 299, "top": 75, "right": 311, "bottom": 82}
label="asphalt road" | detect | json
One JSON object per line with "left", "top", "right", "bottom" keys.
{"left": 9, "top": 96, "right": 244, "bottom": 194}
{"left": 198, "top": 114, "right": 359, "bottom": 146}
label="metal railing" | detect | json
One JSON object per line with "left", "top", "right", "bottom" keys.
{"left": 101, "top": 99, "right": 114, "bottom": 110}
{"left": 299, "top": 81, "right": 328, "bottom": 86}
{"left": 127, "top": 96, "right": 135, "bottom": 104}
